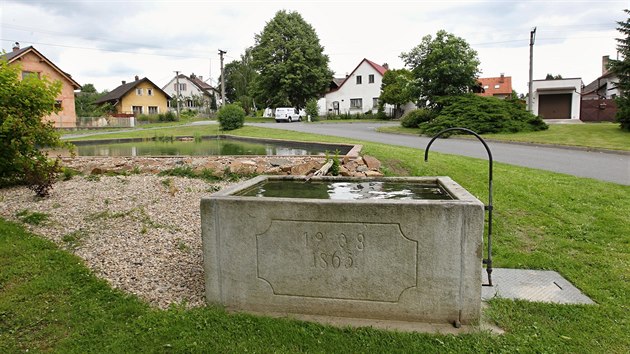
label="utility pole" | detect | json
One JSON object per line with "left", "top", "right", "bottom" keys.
{"left": 218, "top": 49, "right": 227, "bottom": 108}
{"left": 174, "top": 70, "right": 181, "bottom": 119}
{"left": 527, "top": 27, "right": 537, "bottom": 112}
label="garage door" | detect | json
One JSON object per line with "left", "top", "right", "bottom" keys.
{"left": 538, "top": 94, "right": 572, "bottom": 119}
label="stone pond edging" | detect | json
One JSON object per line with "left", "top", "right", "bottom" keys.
{"left": 60, "top": 149, "right": 384, "bottom": 178}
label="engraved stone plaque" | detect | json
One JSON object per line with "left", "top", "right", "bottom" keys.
{"left": 256, "top": 220, "right": 417, "bottom": 302}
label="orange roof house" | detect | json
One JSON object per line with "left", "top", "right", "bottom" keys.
{"left": 477, "top": 74, "right": 512, "bottom": 99}
{"left": 1, "top": 42, "right": 81, "bottom": 128}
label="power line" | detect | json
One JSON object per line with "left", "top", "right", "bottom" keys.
{"left": 2, "top": 23, "right": 216, "bottom": 58}
{"left": 0, "top": 38, "right": 211, "bottom": 59}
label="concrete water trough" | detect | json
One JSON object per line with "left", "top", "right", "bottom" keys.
{"left": 200, "top": 175, "right": 485, "bottom": 326}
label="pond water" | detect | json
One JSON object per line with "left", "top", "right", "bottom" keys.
{"left": 69, "top": 136, "right": 351, "bottom": 157}
{"left": 235, "top": 180, "right": 454, "bottom": 200}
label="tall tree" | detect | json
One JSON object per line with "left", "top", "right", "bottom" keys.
{"left": 608, "top": 9, "right": 630, "bottom": 131}
{"left": 401, "top": 30, "right": 480, "bottom": 108}
{"left": 219, "top": 48, "right": 259, "bottom": 114}
{"left": 251, "top": 10, "right": 332, "bottom": 109}
{"left": 220, "top": 61, "right": 240, "bottom": 103}
{"left": 75, "top": 83, "right": 110, "bottom": 117}
{"left": 379, "top": 68, "right": 414, "bottom": 118}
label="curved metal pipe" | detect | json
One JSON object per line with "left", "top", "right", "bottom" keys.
{"left": 424, "top": 127, "right": 493, "bottom": 286}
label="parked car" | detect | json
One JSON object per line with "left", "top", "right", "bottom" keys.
{"left": 274, "top": 107, "right": 301, "bottom": 123}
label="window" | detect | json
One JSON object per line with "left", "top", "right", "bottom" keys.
{"left": 148, "top": 106, "right": 158, "bottom": 114}
{"left": 350, "top": 98, "right": 362, "bottom": 109}
{"left": 22, "top": 71, "right": 38, "bottom": 80}
{"left": 356, "top": 75, "right": 362, "bottom": 84}
{"left": 369, "top": 74, "right": 375, "bottom": 84}
{"left": 373, "top": 98, "right": 379, "bottom": 108}
{"left": 132, "top": 106, "right": 143, "bottom": 115}
{"left": 147, "top": 88, "right": 153, "bottom": 96}
{"left": 494, "top": 84, "right": 500, "bottom": 89}
{"left": 174, "top": 83, "right": 187, "bottom": 91}
{"left": 136, "top": 88, "right": 143, "bottom": 96}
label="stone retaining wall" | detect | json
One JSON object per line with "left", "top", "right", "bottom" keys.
{"left": 61, "top": 155, "right": 384, "bottom": 178}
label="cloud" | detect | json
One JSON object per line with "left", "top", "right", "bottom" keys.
{"left": 2, "top": 0, "right": 625, "bottom": 93}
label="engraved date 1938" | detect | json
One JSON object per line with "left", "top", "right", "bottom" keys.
{"left": 305, "top": 232, "right": 364, "bottom": 269}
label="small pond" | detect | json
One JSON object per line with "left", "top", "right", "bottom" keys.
{"left": 68, "top": 136, "right": 353, "bottom": 157}
{"left": 236, "top": 180, "right": 454, "bottom": 200}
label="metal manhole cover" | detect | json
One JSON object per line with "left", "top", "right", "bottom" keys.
{"left": 481, "top": 268, "right": 595, "bottom": 305}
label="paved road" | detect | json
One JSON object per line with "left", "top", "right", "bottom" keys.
{"left": 250, "top": 122, "right": 630, "bottom": 185}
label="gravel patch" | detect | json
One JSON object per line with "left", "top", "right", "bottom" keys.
{"left": 0, "top": 174, "right": 234, "bottom": 309}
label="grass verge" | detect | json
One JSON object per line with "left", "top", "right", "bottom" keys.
{"left": 378, "top": 123, "right": 630, "bottom": 151}
{"left": 2, "top": 126, "right": 629, "bottom": 352}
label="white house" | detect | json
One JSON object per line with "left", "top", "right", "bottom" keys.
{"left": 162, "top": 73, "right": 219, "bottom": 113}
{"left": 321, "top": 59, "right": 399, "bottom": 116}
{"left": 582, "top": 56, "right": 620, "bottom": 100}
{"left": 532, "top": 78, "right": 583, "bottom": 120}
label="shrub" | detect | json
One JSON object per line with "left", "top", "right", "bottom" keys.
{"left": 305, "top": 99, "right": 319, "bottom": 121}
{"left": 0, "top": 58, "right": 69, "bottom": 196}
{"left": 158, "top": 166, "right": 196, "bottom": 178}
{"left": 61, "top": 167, "right": 81, "bottom": 181}
{"left": 401, "top": 109, "right": 434, "bottom": 128}
{"left": 376, "top": 104, "right": 389, "bottom": 120}
{"left": 159, "top": 111, "right": 177, "bottom": 122}
{"left": 180, "top": 109, "right": 196, "bottom": 119}
{"left": 419, "top": 94, "right": 548, "bottom": 136}
{"left": 137, "top": 114, "right": 159, "bottom": 123}
{"left": 25, "top": 158, "right": 61, "bottom": 198}
{"left": 217, "top": 104, "right": 246, "bottom": 130}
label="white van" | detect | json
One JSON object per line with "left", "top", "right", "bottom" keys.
{"left": 274, "top": 107, "right": 301, "bottom": 123}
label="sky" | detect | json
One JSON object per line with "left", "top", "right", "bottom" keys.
{"left": 1, "top": 0, "right": 626, "bottom": 95}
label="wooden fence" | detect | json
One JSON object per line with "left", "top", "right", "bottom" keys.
{"left": 580, "top": 99, "right": 617, "bottom": 122}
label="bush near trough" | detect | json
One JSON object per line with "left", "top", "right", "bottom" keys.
{"left": 217, "top": 104, "right": 245, "bottom": 130}
{"left": 418, "top": 94, "right": 548, "bottom": 136}
{"left": 400, "top": 108, "right": 434, "bottom": 128}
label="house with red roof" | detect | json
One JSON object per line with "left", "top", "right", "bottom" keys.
{"left": 322, "top": 58, "right": 404, "bottom": 116}
{"left": 1, "top": 42, "right": 81, "bottom": 128}
{"left": 476, "top": 74, "right": 513, "bottom": 99}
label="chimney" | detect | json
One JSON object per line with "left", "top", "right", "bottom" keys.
{"left": 122, "top": 80, "right": 126, "bottom": 85}
{"left": 602, "top": 55, "right": 610, "bottom": 75}
{"left": 499, "top": 73, "right": 505, "bottom": 83}
{"left": 198, "top": 75, "right": 203, "bottom": 81}
{"left": 12, "top": 42, "right": 20, "bottom": 52}
{"left": 134, "top": 75, "right": 139, "bottom": 81}
{"left": 382, "top": 63, "right": 389, "bottom": 70}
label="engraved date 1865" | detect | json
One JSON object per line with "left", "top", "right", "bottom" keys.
{"left": 305, "top": 232, "right": 364, "bottom": 269}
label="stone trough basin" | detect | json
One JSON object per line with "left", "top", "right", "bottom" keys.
{"left": 200, "top": 175, "right": 484, "bottom": 326}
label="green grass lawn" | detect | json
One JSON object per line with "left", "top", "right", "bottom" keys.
{"left": 2, "top": 126, "right": 629, "bottom": 352}
{"left": 378, "top": 123, "right": 630, "bottom": 151}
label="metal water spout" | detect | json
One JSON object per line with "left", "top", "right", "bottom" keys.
{"left": 424, "top": 127, "right": 494, "bottom": 286}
